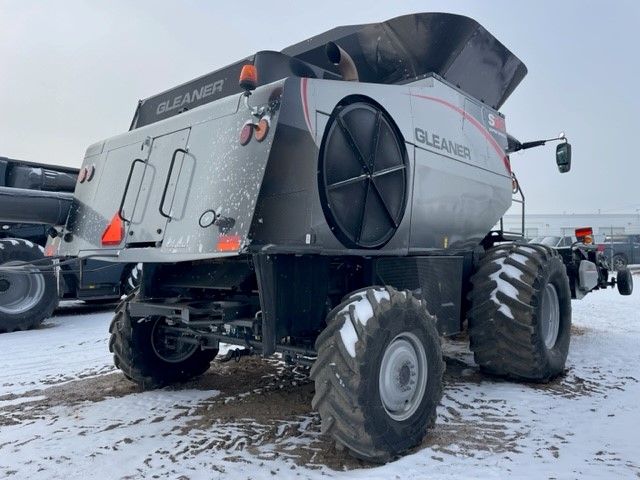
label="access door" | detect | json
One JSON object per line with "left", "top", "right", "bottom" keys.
{"left": 123, "top": 128, "right": 191, "bottom": 246}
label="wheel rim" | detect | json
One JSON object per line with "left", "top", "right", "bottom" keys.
{"left": 151, "top": 318, "right": 198, "bottom": 363}
{"left": 540, "top": 283, "right": 560, "bottom": 349}
{"left": 614, "top": 257, "right": 626, "bottom": 270}
{"left": 0, "top": 261, "right": 46, "bottom": 315}
{"left": 379, "top": 332, "right": 428, "bottom": 421}
{"left": 319, "top": 102, "right": 408, "bottom": 249}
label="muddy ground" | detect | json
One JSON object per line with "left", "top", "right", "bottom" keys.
{"left": 0, "top": 326, "right": 597, "bottom": 471}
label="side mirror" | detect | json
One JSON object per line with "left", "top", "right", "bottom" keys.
{"left": 556, "top": 142, "right": 571, "bottom": 173}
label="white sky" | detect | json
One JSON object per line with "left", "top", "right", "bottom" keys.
{"left": 1, "top": 0, "right": 639, "bottom": 214}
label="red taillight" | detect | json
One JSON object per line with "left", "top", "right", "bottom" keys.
{"left": 101, "top": 213, "right": 124, "bottom": 246}
{"left": 239, "top": 123, "right": 253, "bottom": 145}
{"left": 78, "top": 167, "right": 87, "bottom": 183}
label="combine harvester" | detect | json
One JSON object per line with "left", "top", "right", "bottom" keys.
{"left": 36, "top": 13, "right": 632, "bottom": 461}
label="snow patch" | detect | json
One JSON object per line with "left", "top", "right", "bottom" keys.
{"left": 489, "top": 258, "right": 524, "bottom": 319}
{"left": 339, "top": 288, "right": 389, "bottom": 358}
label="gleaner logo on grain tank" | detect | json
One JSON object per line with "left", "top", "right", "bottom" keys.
{"left": 414, "top": 128, "right": 471, "bottom": 160}
{"left": 156, "top": 80, "right": 225, "bottom": 114}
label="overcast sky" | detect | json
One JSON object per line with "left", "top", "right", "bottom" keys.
{"left": 1, "top": 0, "right": 639, "bottom": 214}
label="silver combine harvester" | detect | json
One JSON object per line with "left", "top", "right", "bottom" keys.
{"left": 46, "top": 12, "right": 632, "bottom": 462}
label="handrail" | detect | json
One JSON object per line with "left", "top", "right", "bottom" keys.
{"left": 159, "top": 148, "right": 189, "bottom": 220}
{"left": 118, "top": 158, "right": 146, "bottom": 223}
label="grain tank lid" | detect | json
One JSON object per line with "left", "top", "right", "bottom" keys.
{"left": 282, "top": 12, "right": 528, "bottom": 110}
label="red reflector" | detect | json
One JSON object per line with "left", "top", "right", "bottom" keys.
{"left": 45, "top": 245, "right": 56, "bottom": 257}
{"left": 101, "top": 213, "right": 124, "bottom": 246}
{"left": 78, "top": 167, "right": 87, "bottom": 183}
{"left": 240, "top": 124, "right": 253, "bottom": 145}
{"left": 575, "top": 227, "right": 593, "bottom": 238}
{"left": 217, "top": 235, "right": 241, "bottom": 252}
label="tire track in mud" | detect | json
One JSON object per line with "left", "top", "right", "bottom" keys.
{"left": 1, "top": 334, "right": 635, "bottom": 471}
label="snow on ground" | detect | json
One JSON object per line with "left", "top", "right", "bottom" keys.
{"left": 1, "top": 282, "right": 639, "bottom": 479}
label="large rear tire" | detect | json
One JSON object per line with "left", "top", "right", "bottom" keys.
{"left": 467, "top": 243, "right": 572, "bottom": 382}
{"left": 108, "top": 290, "right": 218, "bottom": 388}
{"left": 311, "top": 286, "right": 444, "bottom": 463}
{"left": 0, "top": 239, "right": 58, "bottom": 333}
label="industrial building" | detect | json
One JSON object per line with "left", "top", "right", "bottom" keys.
{"left": 502, "top": 213, "right": 640, "bottom": 240}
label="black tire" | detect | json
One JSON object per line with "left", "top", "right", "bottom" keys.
{"left": 617, "top": 268, "right": 633, "bottom": 296}
{"left": 0, "top": 239, "right": 58, "bottom": 333}
{"left": 310, "top": 286, "right": 444, "bottom": 463}
{"left": 612, "top": 254, "right": 628, "bottom": 271}
{"left": 122, "top": 262, "right": 142, "bottom": 295}
{"left": 108, "top": 290, "right": 218, "bottom": 388}
{"left": 467, "top": 243, "right": 572, "bottom": 382}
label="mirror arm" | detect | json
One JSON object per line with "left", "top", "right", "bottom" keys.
{"left": 507, "top": 135, "right": 568, "bottom": 153}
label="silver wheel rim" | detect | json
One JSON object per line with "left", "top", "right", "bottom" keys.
{"left": 540, "top": 283, "right": 560, "bottom": 349}
{"left": 0, "top": 261, "right": 46, "bottom": 315}
{"left": 379, "top": 332, "right": 428, "bottom": 421}
{"left": 151, "top": 318, "right": 198, "bottom": 363}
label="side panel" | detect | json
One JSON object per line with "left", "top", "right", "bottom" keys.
{"left": 56, "top": 88, "right": 281, "bottom": 263}
{"left": 407, "top": 80, "right": 512, "bottom": 251}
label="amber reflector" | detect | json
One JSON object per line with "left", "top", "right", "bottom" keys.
{"left": 255, "top": 118, "right": 269, "bottom": 142}
{"left": 101, "top": 213, "right": 125, "bottom": 246}
{"left": 217, "top": 235, "right": 241, "bottom": 251}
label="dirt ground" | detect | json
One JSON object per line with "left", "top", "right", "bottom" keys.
{"left": 0, "top": 325, "right": 596, "bottom": 471}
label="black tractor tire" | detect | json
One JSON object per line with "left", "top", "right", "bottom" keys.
{"left": 0, "top": 239, "right": 58, "bottom": 333}
{"left": 310, "top": 286, "right": 444, "bottom": 463}
{"left": 617, "top": 268, "right": 633, "bottom": 296}
{"left": 108, "top": 290, "right": 218, "bottom": 388}
{"left": 467, "top": 243, "right": 572, "bottom": 382}
{"left": 122, "top": 262, "right": 142, "bottom": 296}
{"left": 612, "top": 254, "right": 628, "bottom": 271}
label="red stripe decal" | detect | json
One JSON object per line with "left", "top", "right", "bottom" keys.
{"left": 406, "top": 93, "right": 511, "bottom": 174}
{"left": 301, "top": 78, "right": 313, "bottom": 136}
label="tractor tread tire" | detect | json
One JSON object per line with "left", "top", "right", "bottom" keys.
{"left": 467, "top": 243, "right": 572, "bottom": 382}
{"left": 311, "top": 286, "right": 444, "bottom": 463}
{"left": 0, "top": 239, "right": 58, "bottom": 333}
{"left": 108, "top": 289, "right": 217, "bottom": 389}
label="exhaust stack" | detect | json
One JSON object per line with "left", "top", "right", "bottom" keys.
{"left": 325, "top": 42, "right": 359, "bottom": 81}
